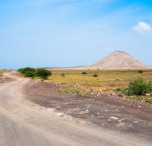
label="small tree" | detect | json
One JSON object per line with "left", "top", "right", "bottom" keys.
{"left": 36, "top": 69, "right": 52, "bottom": 80}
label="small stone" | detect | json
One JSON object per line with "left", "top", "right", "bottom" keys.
{"left": 108, "top": 118, "right": 112, "bottom": 123}
{"left": 116, "top": 123, "right": 126, "bottom": 127}
{"left": 109, "top": 116, "right": 119, "bottom": 120}
{"left": 146, "top": 93, "right": 150, "bottom": 97}
{"left": 79, "top": 110, "right": 88, "bottom": 114}
{"left": 57, "top": 113, "right": 64, "bottom": 117}
{"left": 56, "top": 105, "right": 61, "bottom": 110}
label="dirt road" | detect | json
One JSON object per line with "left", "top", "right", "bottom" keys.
{"left": 0, "top": 72, "right": 151, "bottom": 146}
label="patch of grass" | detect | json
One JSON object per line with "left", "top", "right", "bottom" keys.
{"left": 108, "top": 83, "right": 115, "bottom": 87}
{"left": 126, "top": 96, "right": 152, "bottom": 102}
{"left": 115, "top": 88, "right": 121, "bottom": 92}
{"left": 58, "top": 86, "right": 86, "bottom": 96}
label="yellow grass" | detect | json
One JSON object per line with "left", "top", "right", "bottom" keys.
{"left": 0, "top": 70, "right": 10, "bottom": 74}
{"left": 48, "top": 69, "right": 152, "bottom": 92}
{"left": 0, "top": 70, "right": 10, "bottom": 82}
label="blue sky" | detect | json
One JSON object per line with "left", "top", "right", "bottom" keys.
{"left": 0, "top": 0, "right": 152, "bottom": 69}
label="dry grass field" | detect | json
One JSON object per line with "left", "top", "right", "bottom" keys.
{"left": 0, "top": 70, "right": 11, "bottom": 83}
{"left": 0, "top": 70, "right": 10, "bottom": 74}
{"left": 48, "top": 69, "right": 152, "bottom": 93}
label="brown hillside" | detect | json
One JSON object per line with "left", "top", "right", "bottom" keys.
{"left": 91, "top": 51, "right": 151, "bottom": 69}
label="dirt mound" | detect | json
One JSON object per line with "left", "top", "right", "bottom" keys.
{"left": 91, "top": 51, "right": 151, "bottom": 69}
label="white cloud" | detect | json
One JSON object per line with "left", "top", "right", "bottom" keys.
{"left": 133, "top": 22, "right": 152, "bottom": 33}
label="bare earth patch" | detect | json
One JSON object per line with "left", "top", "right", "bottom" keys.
{"left": 24, "top": 80, "right": 152, "bottom": 141}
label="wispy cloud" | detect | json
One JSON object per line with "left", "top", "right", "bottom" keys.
{"left": 133, "top": 22, "right": 152, "bottom": 34}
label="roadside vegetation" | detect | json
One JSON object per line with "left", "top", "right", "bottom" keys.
{"left": 47, "top": 69, "right": 152, "bottom": 102}
{"left": 18, "top": 68, "right": 152, "bottom": 102}
{"left": 18, "top": 67, "right": 52, "bottom": 80}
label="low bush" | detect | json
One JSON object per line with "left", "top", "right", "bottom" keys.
{"left": 18, "top": 67, "right": 36, "bottom": 74}
{"left": 18, "top": 67, "right": 52, "bottom": 80}
{"left": 126, "top": 78, "right": 152, "bottom": 96}
{"left": 138, "top": 70, "right": 143, "bottom": 73}
{"left": 93, "top": 74, "right": 98, "bottom": 77}
{"left": 36, "top": 69, "right": 52, "bottom": 80}
{"left": 24, "top": 71, "right": 36, "bottom": 78}
{"left": 82, "top": 72, "right": 87, "bottom": 74}
{"left": 61, "top": 73, "right": 65, "bottom": 77}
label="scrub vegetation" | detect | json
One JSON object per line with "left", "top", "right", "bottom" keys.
{"left": 48, "top": 69, "right": 152, "bottom": 102}
{"left": 18, "top": 68, "right": 152, "bottom": 102}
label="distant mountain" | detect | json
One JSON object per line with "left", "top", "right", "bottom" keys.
{"left": 90, "top": 51, "right": 151, "bottom": 69}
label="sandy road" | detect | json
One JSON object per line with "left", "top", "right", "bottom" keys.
{"left": 0, "top": 72, "right": 151, "bottom": 146}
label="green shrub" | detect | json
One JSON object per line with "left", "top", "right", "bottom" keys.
{"left": 126, "top": 78, "right": 152, "bottom": 95}
{"left": 24, "top": 71, "right": 35, "bottom": 78}
{"left": 61, "top": 73, "right": 65, "bottom": 77}
{"left": 18, "top": 67, "right": 36, "bottom": 78}
{"left": 36, "top": 69, "right": 52, "bottom": 80}
{"left": 122, "top": 88, "right": 129, "bottom": 95}
{"left": 82, "top": 72, "right": 87, "bottom": 74}
{"left": 93, "top": 74, "right": 98, "bottom": 77}
{"left": 138, "top": 70, "right": 143, "bottom": 73}
{"left": 18, "top": 67, "right": 36, "bottom": 74}
{"left": 115, "top": 88, "right": 121, "bottom": 92}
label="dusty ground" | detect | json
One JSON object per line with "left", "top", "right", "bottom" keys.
{"left": 25, "top": 79, "right": 152, "bottom": 141}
